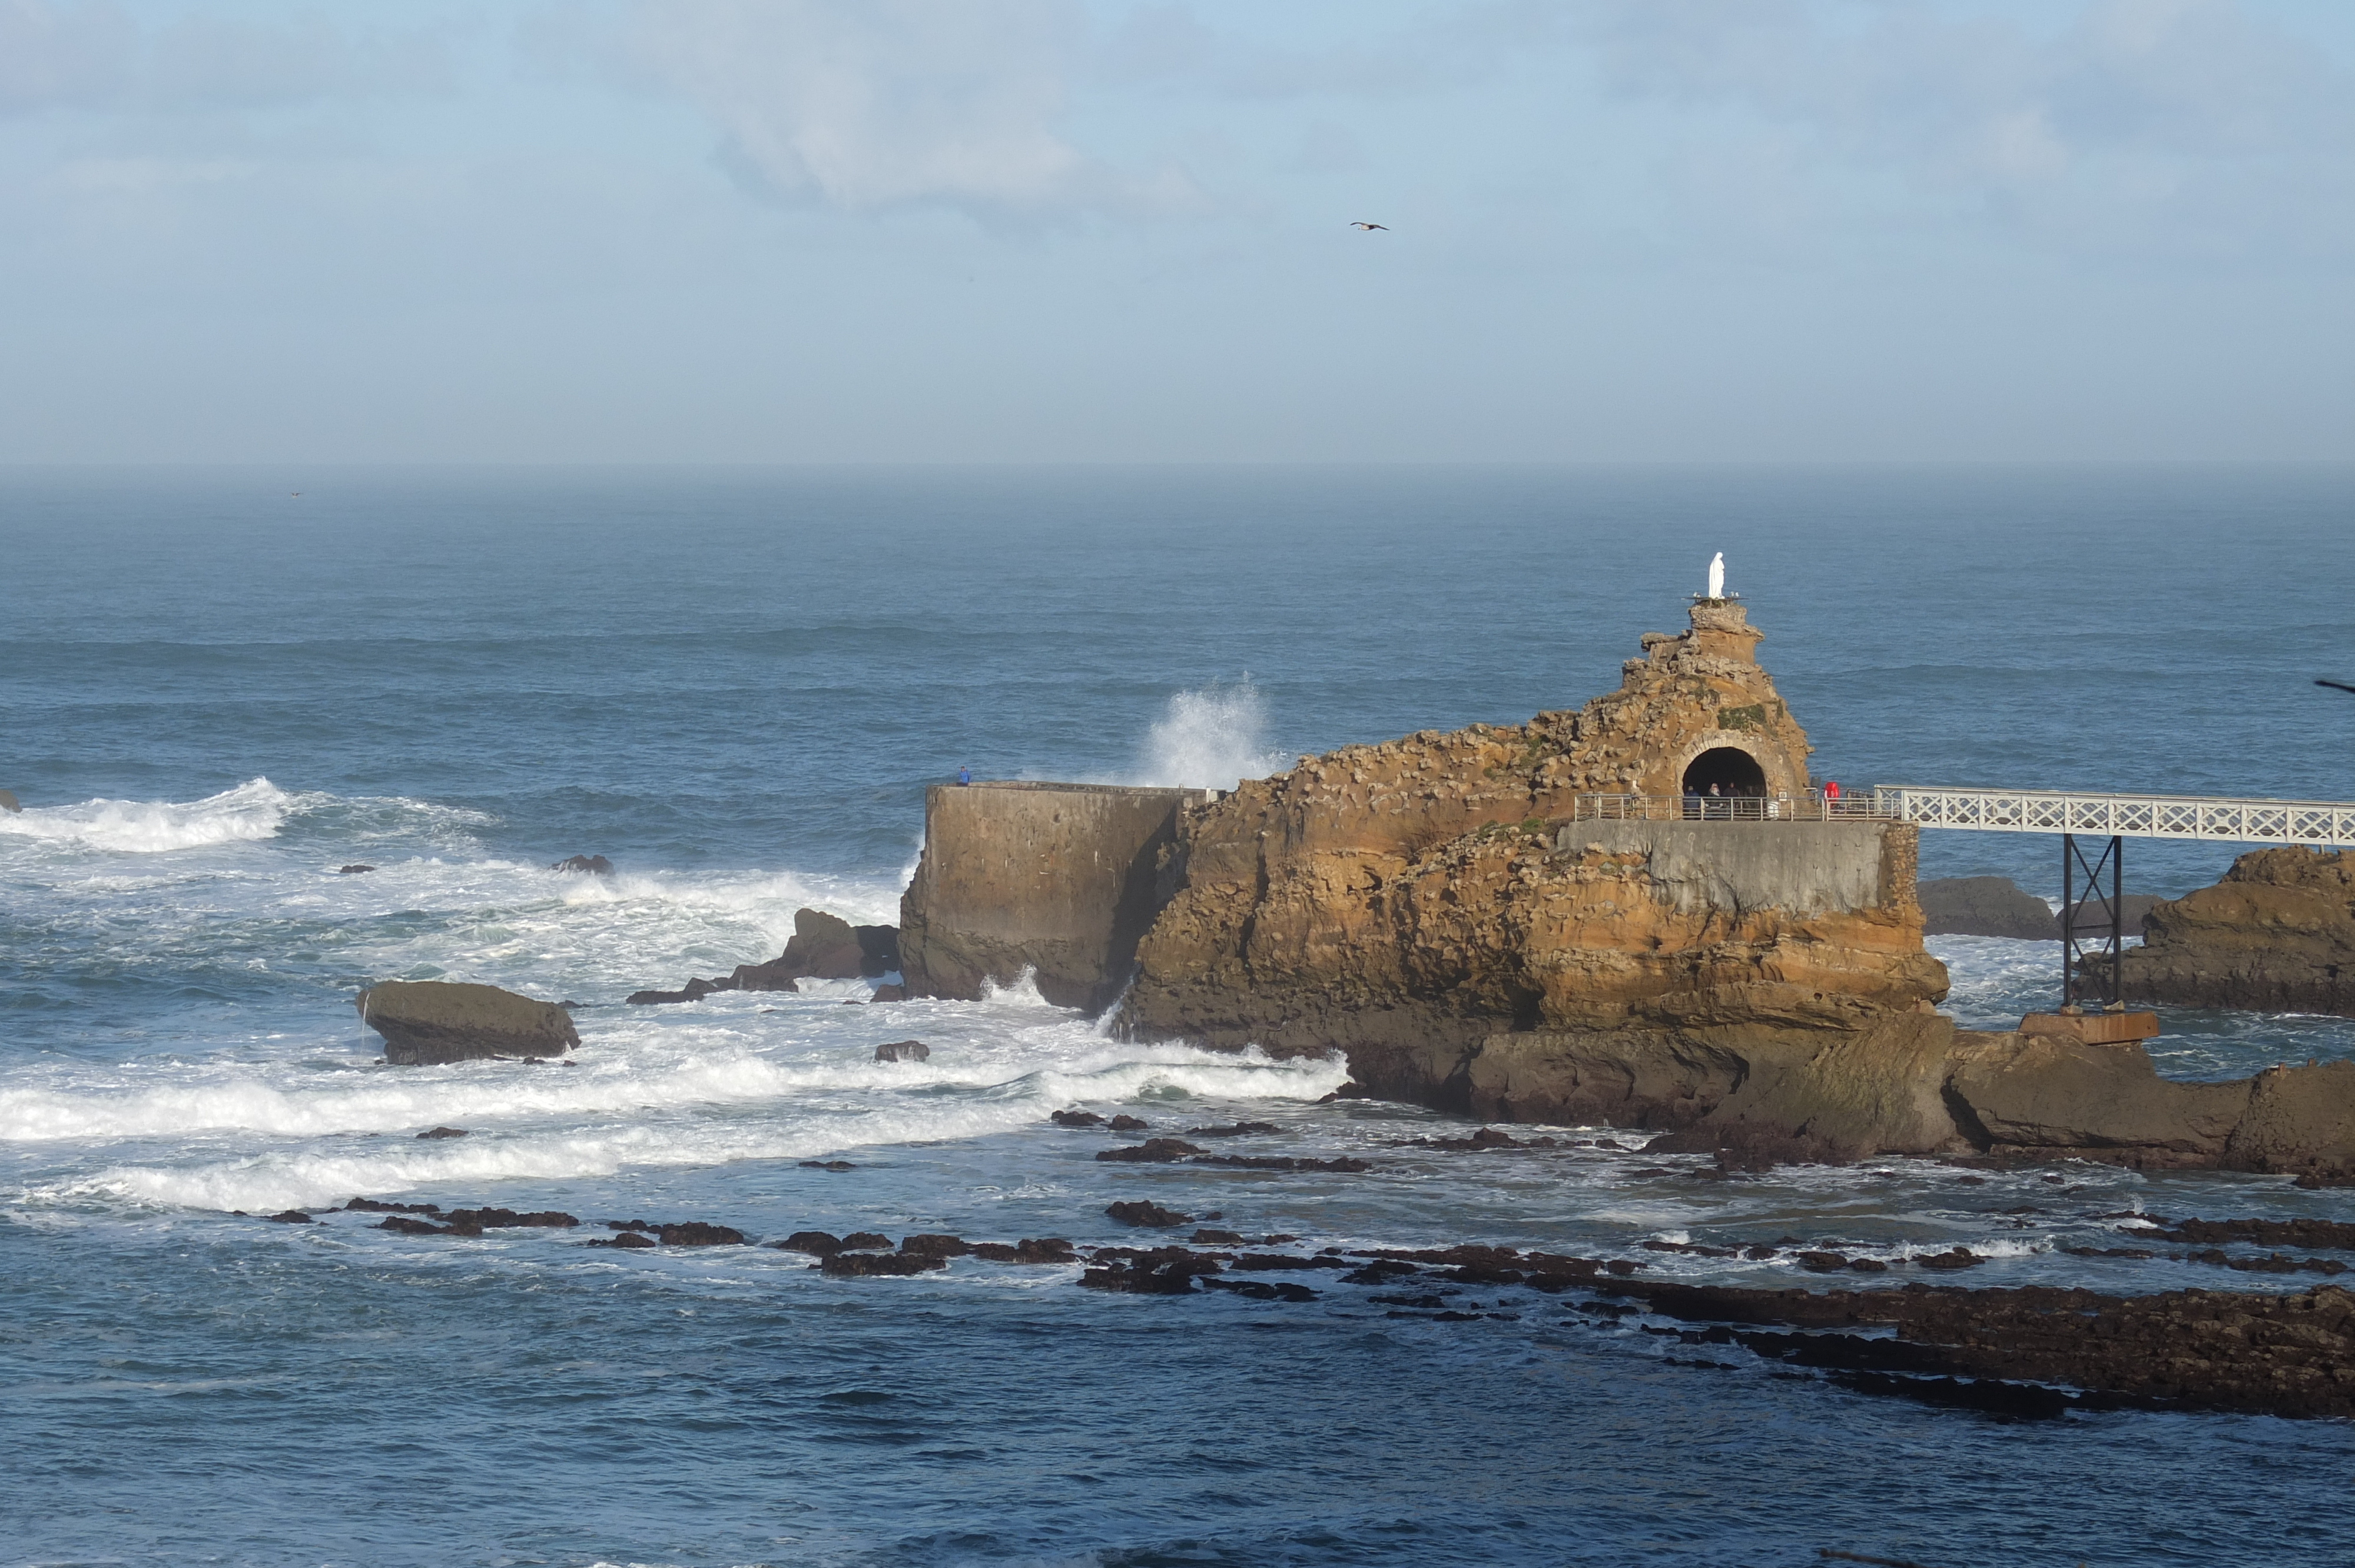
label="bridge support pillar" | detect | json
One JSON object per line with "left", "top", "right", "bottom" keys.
{"left": 2061, "top": 832, "right": 2124, "bottom": 1009}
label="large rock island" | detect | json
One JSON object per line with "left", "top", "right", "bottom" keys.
{"left": 1104, "top": 601, "right": 2355, "bottom": 1181}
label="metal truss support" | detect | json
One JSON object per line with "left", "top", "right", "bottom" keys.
{"left": 2060, "top": 832, "right": 2124, "bottom": 1009}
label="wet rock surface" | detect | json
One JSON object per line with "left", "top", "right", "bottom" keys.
{"left": 1598, "top": 1277, "right": 2355, "bottom": 1419}
{"left": 357, "top": 979, "right": 579, "bottom": 1065}
{"left": 550, "top": 855, "right": 613, "bottom": 875}
{"left": 1096, "top": 1139, "right": 1204, "bottom": 1163}
{"left": 873, "top": 1039, "right": 930, "bottom": 1063}
{"left": 2120, "top": 847, "right": 2355, "bottom": 1015}
{"left": 1051, "top": 1109, "right": 1105, "bottom": 1127}
{"left": 1105, "top": 1200, "right": 1193, "bottom": 1228}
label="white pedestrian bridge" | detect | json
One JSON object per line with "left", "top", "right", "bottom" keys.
{"left": 1871, "top": 786, "right": 2355, "bottom": 849}
{"left": 1569, "top": 789, "right": 2355, "bottom": 849}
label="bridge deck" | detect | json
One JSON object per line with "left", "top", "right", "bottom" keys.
{"left": 1873, "top": 786, "right": 2355, "bottom": 848}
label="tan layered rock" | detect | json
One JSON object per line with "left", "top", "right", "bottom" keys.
{"left": 1119, "top": 602, "right": 1952, "bottom": 1135}
{"left": 1110, "top": 599, "right": 2355, "bottom": 1178}
{"left": 2118, "top": 846, "right": 2355, "bottom": 1015}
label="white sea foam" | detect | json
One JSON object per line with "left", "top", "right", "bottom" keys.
{"left": 1127, "top": 679, "right": 1289, "bottom": 790}
{"left": 0, "top": 778, "right": 302, "bottom": 853}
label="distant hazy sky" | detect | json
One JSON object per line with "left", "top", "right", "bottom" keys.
{"left": 3, "top": 0, "right": 2349, "bottom": 463}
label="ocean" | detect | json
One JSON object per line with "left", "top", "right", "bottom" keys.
{"left": 4, "top": 464, "right": 2353, "bottom": 1567}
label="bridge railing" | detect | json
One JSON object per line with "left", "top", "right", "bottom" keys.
{"left": 1568, "top": 794, "right": 1899, "bottom": 823}
{"left": 1873, "top": 786, "right": 2355, "bottom": 846}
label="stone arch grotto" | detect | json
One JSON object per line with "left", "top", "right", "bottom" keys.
{"left": 1681, "top": 746, "right": 1767, "bottom": 798}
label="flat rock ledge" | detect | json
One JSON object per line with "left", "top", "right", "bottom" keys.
{"left": 356, "top": 980, "right": 578, "bottom": 1066}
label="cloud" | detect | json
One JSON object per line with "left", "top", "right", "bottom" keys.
{"left": 0, "top": 0, "right": 134, "bottom": 113}
{"left": 623, "top": 0, "right": 1189, "bottom": 218}
{"left": 0, "top": 1, "right": 452, "bottom": 118}
{"left": 1564, "top": 0, "right": 2355, "bottom": 256}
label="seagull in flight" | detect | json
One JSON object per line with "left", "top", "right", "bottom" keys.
{"left": 1349, "top": 221, "right": 1388, "bottom": 231}
{"left": 2317, "top": 678, "right": 2355, "bottom": 695}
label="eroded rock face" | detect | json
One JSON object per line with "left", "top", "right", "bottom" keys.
{"left": 2120, "top": 848, "right": 2355, "bottom": 1015}
{"left": 357, "top": 980, "right": 579, "bottom": 1065}
{"left": 1119, "top": 602, "right": 1943, "bottom": 1119}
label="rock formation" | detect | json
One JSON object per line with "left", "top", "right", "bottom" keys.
{"left": 1109, "top": 600, "right": 2355, "bottom": 1179}
{"left": 1920, "top": 876, "right": 2055, "bottom": 939}
{"left": 2118, "top": 846, "right": 2355, "bottom": 1015}
{"left": 626, "top": 907, "right": 900, "bottom": 1004}
{"left": 357, "top": 980, "right": 579, "bottom": 1065}
{"left": 1119, "top": 600, "right": 1938, "bottom": 1109}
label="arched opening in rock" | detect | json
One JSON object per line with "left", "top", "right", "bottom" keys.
{"left": 1681, "top": 747, "right": 1766, "bottom": 798}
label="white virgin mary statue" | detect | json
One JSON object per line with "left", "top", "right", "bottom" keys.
{"left": 1706, "top": 553, "right": 1726, "bottom": 600}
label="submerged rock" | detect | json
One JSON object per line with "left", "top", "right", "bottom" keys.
{"left": 337, "top": 863, "right": 376, "bottom": 875}
{"left": 1105, "top": 1200, "right": 1193, "bottom": 1228}
{"left": 415, "top": 1125, "right": 469, "bottom": 1140}
{"left": 1095, "top": 1139, "right": 1204, "bottom": 1164}
{"left": 1107, "top": 1114, "right": 1149, "bottom": 1131}
{"left": 551, "top": 855, "right": 613, "bottom": 875}
{"left": 822, "top": 1251, "right": 943, "bottom": 1277}
{"left": 356, "top": 980, "right": 578, "bottom": 1066}
{"left": 0, "top": 789, "right": 18, "bottom": 813}
{"left": 873, "top": 1039, "right": 931, "bottom": 1063}
{"left": 1051, "top": 1109, "right": 1106, "bottom": 1128}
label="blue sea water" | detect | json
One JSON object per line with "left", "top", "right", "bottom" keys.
{"left": 5, "top": 464, "right": 2355, "bottom": 1568}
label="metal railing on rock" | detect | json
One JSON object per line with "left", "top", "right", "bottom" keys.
{"left": 1568, "top": 794, "right": 1898, "bottom": 823}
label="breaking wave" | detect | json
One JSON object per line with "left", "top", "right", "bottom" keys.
{"left": 0, "top": 778, "right": 303, "bottom": 854}
{"left": 1128, "top": 679, "right": 1291, "bottom": 790}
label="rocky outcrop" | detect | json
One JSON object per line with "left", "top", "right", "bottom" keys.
{"left": 2118, "top": 847, "right": 2355, "bottom": 1014}
{"left": 873, "top": 1039, "right": 930, "bottom": 1062}
{"left": 626, "top": 907, "right": 900, "bottom": 1004}
{"left": 551, "top": 855, "right": 613, "bottom": 875}
{"left": 1920, "top": 876, "right": 2054, "bottom": 938}
{"left": 1120, "top": 601, "right": 1937, "bottom": 1117}
{"left": 357, "top": 980, "right": 578, "bottom": 1065}
{"left": 1107, "top": 600, "right": 2355, "bottom": 1177}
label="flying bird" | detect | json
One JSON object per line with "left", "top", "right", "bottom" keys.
{"left": 1349, "top": 221, "right": 1388, "bottom": 231}
{"left": 2316, "top": 679, "right": 2355, "bottom": 695}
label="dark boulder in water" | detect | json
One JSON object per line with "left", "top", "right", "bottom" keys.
{"left": 1051, "top": 1109, "right": 1105, "bottom": 1127}
{"left": 1918, "top": 876, "right": 2058, "bottom": 939}
{"left": 656, "top": 1221, "right": 745, "bottom": 1247}
{"left": 840, "top": 1231, "right": 894, "bottom": 1251}
{"left": 441, "top": 1207, "right": 579, "bottom": 1229}
{"left": 337, "top": 863, "right": 376, "bottom": 875}
{"left": 733, "top": 908, "right": 903, "bottom": 988}
{"left": 867, "top": 984, "right": 907, "bottom": 1002}
{"left": 265, "top": 1210, "right": 313, "bottom": 1224}
{"left": 628, "top": 977, "right": 725, "bottom": 1006}
{"left": 587, "top": 1231, "right": 656, "bottom": 1249}
{"left": 357, "top": 979, "right": 578, "bottom": 1065}
{"left": 971, "top": 1238, "right": 1077, "bottom": 1264}
{"left": 799, "top": 1159, "right": 856, "bottom": 1171}
{"left": 900, "top": 1234, "right": 973, "bottom": 1257}
{"left": 773, "top": 1230, "right": 845, "bottom": 1255}
{"left": 1095, "top": 1139, "right": 1203, "bottom": 1164}
{"left": 1108, "top": 1114, "right": 1149, "bottom": 1131}
{"left": 0, "top": 789, "right": 18, "bottom": 813}
{"left": 415, "top": 1125, "right": 468, "bottom": 1140}
{"left": 551, "top": 855, "right": 613, "bottom": 875}
{"left": 873, "top": 1039, "right": 930, "bottom": 1063}
{"left": 822, "top": 1251, "right": 943, "bottom": 1277}
{"left": 1106, "top": 1200, "right": 1193, "bottom": 1228}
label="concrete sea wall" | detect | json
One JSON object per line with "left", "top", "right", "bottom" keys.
{"left": 898, "top": 781, "right": 1212, "bottom": 1012}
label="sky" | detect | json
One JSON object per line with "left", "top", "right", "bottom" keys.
{"left": 1, "top": 0, "right": 2349, "bottom": 464}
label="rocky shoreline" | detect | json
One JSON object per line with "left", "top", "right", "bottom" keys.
{"left": 249, "top": 1185, "right": 2355, "bottom": 1421}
